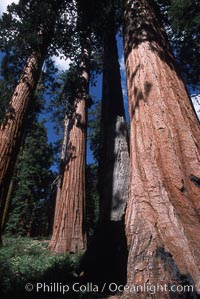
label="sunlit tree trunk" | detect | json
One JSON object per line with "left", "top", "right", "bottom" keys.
{"left": 0, "top": 0, "right": 65, "bottom": 245}
{"left": 0, "top": 49, "right": 47, "bottom": 245}
{"left": 123, "top": 0, "right": 200, "bottom": 297}
{"left": 49, "top": 41, "right": 90, "bottom": 254}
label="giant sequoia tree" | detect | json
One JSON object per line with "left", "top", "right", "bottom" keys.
{"left": 49, "top": 42, "right": 90, "bottom": 253}
{"left": 123, "top": 0, "right": 200, "bottom": 297}
{"left": 49, "top": 0, "right": 104, "bottom": 254}
{"left": 0, "top": 0, "right": 72, "bottom": 244}
{"left": 49, "top": 32, "right": 92, "bottom": 253}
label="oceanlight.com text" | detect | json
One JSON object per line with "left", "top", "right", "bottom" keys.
{"left": 25, "top": 282, "right": 194, "bottom": 295}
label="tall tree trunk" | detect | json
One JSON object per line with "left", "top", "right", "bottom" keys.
{"left": 99, "top": 12, "right": 129, "bottom": 224}
{"left": 0, "top": 49, "right": 47, "bottom": 245}
{"left": 49, "top": 41, "right": 90, "bottom": 254}
{"left": 81, "top": 12, "right": 129, "bottom": 289}
{"left": 0, "top": 0, "right": 64, "bottom": 245}
{"left": 123, "top": 0, "right": 200, "bottom": 297}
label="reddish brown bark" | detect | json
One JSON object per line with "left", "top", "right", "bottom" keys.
{"left": 49, "top": 45, "right": 89, "bottom": 254}
{"left": 0, "top": 50, "right": 46, "bottom": 244}
{"left": 123, "top": 0, "right": 200, "bottom": 298}
{"left": 0, "top": 1, "right": 65, "bottom": 244}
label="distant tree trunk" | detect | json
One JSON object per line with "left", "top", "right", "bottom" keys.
{"left": 0, "top": 48, "right": 47, "bottom": 245}
{"left": 28, "top": 202, "right": 36, "bottom": 237}
{"left": 49, "top": 40, "right": 90, "bottom": 254}
{"left": 123, "top": 0, "right": 200, "bottom": 297}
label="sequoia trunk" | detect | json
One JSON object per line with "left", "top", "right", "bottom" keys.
{"left": 0, "top": 0, "right": 64, "bottom": 245}
{"left": 123, "top": 0, "right": 200, "bottom": 297}
{"left": 0, "top": 49, "right": 46, "bottom": 244}
{"left": 49, "top": 43, "right": 90, "bottom": 254}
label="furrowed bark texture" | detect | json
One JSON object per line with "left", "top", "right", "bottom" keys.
{"left": 49, "top": 45, "right": 89, "bottom": 254}
{"left": 0, "top": 50, "right": 46, "bottom": 243}
{"left": 123, "top": 0, "right": 200, "bottom": 297}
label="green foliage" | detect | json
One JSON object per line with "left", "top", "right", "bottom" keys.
{"left": 5, "top": 120, "right": 55, "bottom": 237}
{"left": 0, "top": 237, "right": 82, "bottom": 299}
{"left": 0, "top": 78, "right": 13, "bottom": 122}
{"left": 169, "top": 0, "right": 200, "bottom": 85}
{"left": 0, "top": 0, "right": 74, "bottom": 53}
{"left": 154, "top": 0, "right": 200, "bottom": 85}
{"left": 169, "top": 0, "right": 200, "bottom": 32}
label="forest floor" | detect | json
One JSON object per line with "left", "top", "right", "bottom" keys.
{"left": 0, "top": 236, "right": 82, "bottom": 299}
{"left": 0, "top": 237, "right": 123, "bottom": 299}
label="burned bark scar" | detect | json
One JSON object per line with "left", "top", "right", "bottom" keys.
{"left": 180, "top": 179, "right": 187, "bottom": 193}
{"left": 189, "top": 174, "right": 200, "bottom": 188}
